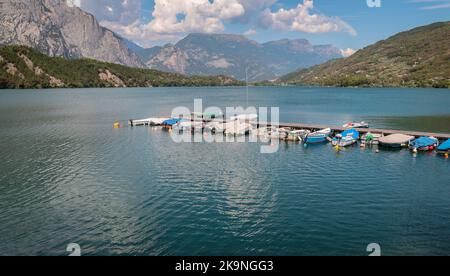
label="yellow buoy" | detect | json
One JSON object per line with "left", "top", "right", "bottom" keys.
{"left": 445, "top": 153, "right": 449, "bottom": 159}
{"left": 334, "top": 145, "right": 340, "bottom": 151}
{"left": 113, "top": 121, "right": 120, "bottom": 129}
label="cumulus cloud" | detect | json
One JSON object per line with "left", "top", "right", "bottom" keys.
{"left": 81, "top": 0, "right": 141, "bottom": 25}
{"left": 80, "top": 0, "right": 356, "bottom": 47}
{"left": 232, "top": 0, "right": 277, "bottom": 23}
{"left": 146, "top": 0, "right": 245, "bottom": 34}
{"left": 258, "top": 0, "right": 357, "bottom": 36}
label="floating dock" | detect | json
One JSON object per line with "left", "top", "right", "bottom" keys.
{"left": 268, "top": 122, "right": 450, "bottom": 141}
{"left": 129, "top": 116, "right": 450, "bottom": 141}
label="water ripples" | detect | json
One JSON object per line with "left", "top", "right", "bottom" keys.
{"left": 1, "top": 88, "right": 450, "bottom": 255}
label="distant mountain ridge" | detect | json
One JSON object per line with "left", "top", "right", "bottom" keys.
{"left": 144, "top": 33, "right": 343, "bottom": 82}
{"left": 278, "top": 22, "right": 450, "bottom": 88}
{"left": 0, "top": 0, "right": 143, "bottom": 68}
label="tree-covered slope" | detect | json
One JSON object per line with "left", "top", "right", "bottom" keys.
{"left": 0, "top": 46, "right": 243, "bottom": 89}
{"left": 278, "top": 22, "right": 450, "bottom": 88}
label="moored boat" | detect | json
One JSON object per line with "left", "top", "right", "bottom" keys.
{"left": 230, "top": 114, "right": 258, "bottom": 123}
{"left": 437, "top": 139, "right": 450, "bottom": 154}
{"left": 285, "top": 129, "right": 311, "bottom": 142}
{"left": 332, "top": 129, "right": 360, "bottom": 147}
{"left": 161, "top": 118, "right": 187, "bottom": 129}
{"left": 409, "top": 136, "right": 439, "bottom": 152}
{"left": 173, "top": 121, "right": 204, "bottom": 133}
{"left": 129, "top": 117, "right": 170, "bottom": 127}
{"left": 304, "top": 128, "right": 331, "bottom": 144}
{"left": 268, "top": 128, "right": 290, "bottom": 140}
{"left": 343, "top": 121, "right": 369, "bottom": 129}
{"left": 224, "top": 121, "right": 252, "bottom": 136}
{"left": 361, "top": 132, "right": 383, "bottom": 145}
{"left": 378, "top": 134, "right": 415, "bottom": 148}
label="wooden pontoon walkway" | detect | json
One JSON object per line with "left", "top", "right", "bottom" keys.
{"left": 130, "top": 117, "right": 450, "bottom": 140}
{"left": 268, "top": 122, "right": 450, "bottom": 141}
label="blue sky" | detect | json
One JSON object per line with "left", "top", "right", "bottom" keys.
{"left": 79, "top": 0, "right": 450, "bottom": 51}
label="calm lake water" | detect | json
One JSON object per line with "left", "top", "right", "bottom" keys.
{"left": 0, "top": 87, "right": 449, "bottom": 256}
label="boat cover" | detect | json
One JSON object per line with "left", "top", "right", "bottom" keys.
{"left": 379, "top": 134, "right": 414, "bottom": 144}
{"left": 410, "top": 137, "right": 438, "bottom": 148}
{"left": 162, "top": 118, "right": 185, "bottom": 126}
{"left": 341, "top": 129, "right": 360, "bottom": 139}
{"left": 437, "top": 139, "right": 450, "bottom": 151}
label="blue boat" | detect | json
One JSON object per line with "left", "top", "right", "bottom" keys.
{"left": 161, "top": 118, "right": 187, "bottom": 128}
{"left": 437, "top": 139, "right": 450, "bottom": 153}
{"left": 409, "top": 136, "right": 439, "bottom": 152}
{"left": 304, "top": 128, "right": 331, "bottom": 144}
{"left": 333, "top": 129, "right": 360, "bottom": 147}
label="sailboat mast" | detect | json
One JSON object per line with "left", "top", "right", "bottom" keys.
{"left": 246, "top": 67, "right": 249, "bottom": 107}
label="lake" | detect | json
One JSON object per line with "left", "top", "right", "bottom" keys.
{"left": 0, "top": 87, "right": 449, "bottom": 256}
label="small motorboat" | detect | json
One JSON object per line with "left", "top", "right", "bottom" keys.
{"left": 285, "top": 129, "right": 311, "bottom": 142}
{"left": 204, "top": 119, "right": 226, "bottom": 134}
{"left": 378, "top": 134, "right": 415, "bottom": 148}
{"left": 161, "top": 118, "right": 188, "bottom": 129}
{"left": 304, "top": 128, "right": 331, "bottom": 144}
{"left": 224, "top": 121, "right": 252, "bottom": 136}
{"left": 409, "top": 136, "right": 439, "bottom": 152}
{"left": 332, "top": 129, "right": 360, "bottom": 147}
{"left": 252, "top": 126, "right": 275, "bottom": 138}
{"left": 230, "top": 114, "right": 258, "bottom": 123}
{"left": 173, "top": 121, "right": 204, "bottom": 133}
{"left": 269, "top": 128, "right": 291, "bottom": 140}
{"left": 437, "top": 139, "right": 450, "bottom": 154}
{"left": 129, "top": 117, "right": 170, "bottom": 127}
{"left": 191, "top": 112, "right": 223, "bottom": 122}
{"left": 361, "top": 132, "right": 383, "bottom": 145}
{"left": 343, "top": 121, "right": 369, "bottom": 129}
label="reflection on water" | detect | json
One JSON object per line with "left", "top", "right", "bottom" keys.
{"left": 0, "top": 87, "right": 449, "bottom": 256}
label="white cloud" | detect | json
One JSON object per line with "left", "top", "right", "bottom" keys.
{"left": 258, "top": 0, "right": 357, "bottom": 36}
{"left": 81, "top": 0, "right": 141, "bottom": 25}
{"left": 145, "top": 0, "right": 245, "bottom": 34}
{"left": 80, "top": 0, "right": 356, "bottom": 47}
{"left": 340, "top": 48, "right": 356, "bottom": 57}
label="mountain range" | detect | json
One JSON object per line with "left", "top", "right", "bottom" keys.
{"left": 141, "top": 34, "right": 343, "bottom": 82}
{"left": 0, "top": 0, "right": 343, "bottom": 82}
{"left": 1, "top": 0, "right": 448, "bottom": 89}
{"left": 278, "top": 22, "right": 450, "bottom": 88}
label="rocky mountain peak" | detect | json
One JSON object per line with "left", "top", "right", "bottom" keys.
{"left": 0, "top": 0, "right": 144, "bottom": 68}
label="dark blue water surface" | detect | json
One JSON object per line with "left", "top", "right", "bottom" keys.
{"left": 0, "top": 87, "right": 449, "bottom": 256}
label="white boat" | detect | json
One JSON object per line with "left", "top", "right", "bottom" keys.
{"left": 230, "top": 114, "right": 258, "bottom": 123}
{"left": 129, "top": 117, "right": 170, "bottom": 126}
{"left": 269, "top": 128, "right": 290, "bottom": 140}
{"left": 191, "top": 112, "right": 223, "bottom": 122}
{"left": 224, "top": 121, "right": 252, "bottom": 136}
{"left": 204, "top": 119, "right": 226, "bottom": 134}
{"left": 285, "top": 129, "right": 310, "bottom": 142}
{"left": 252, "top": 126, "right": 272, "bottom": 137}
{"left": 173, "top": 121, "right": 204, "bottom": 133}
{"left": 343, "top": 121, "right": 369, "bottom": 129}
{"left": 361, "top": 133, "right": 383, "bottom": 145}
